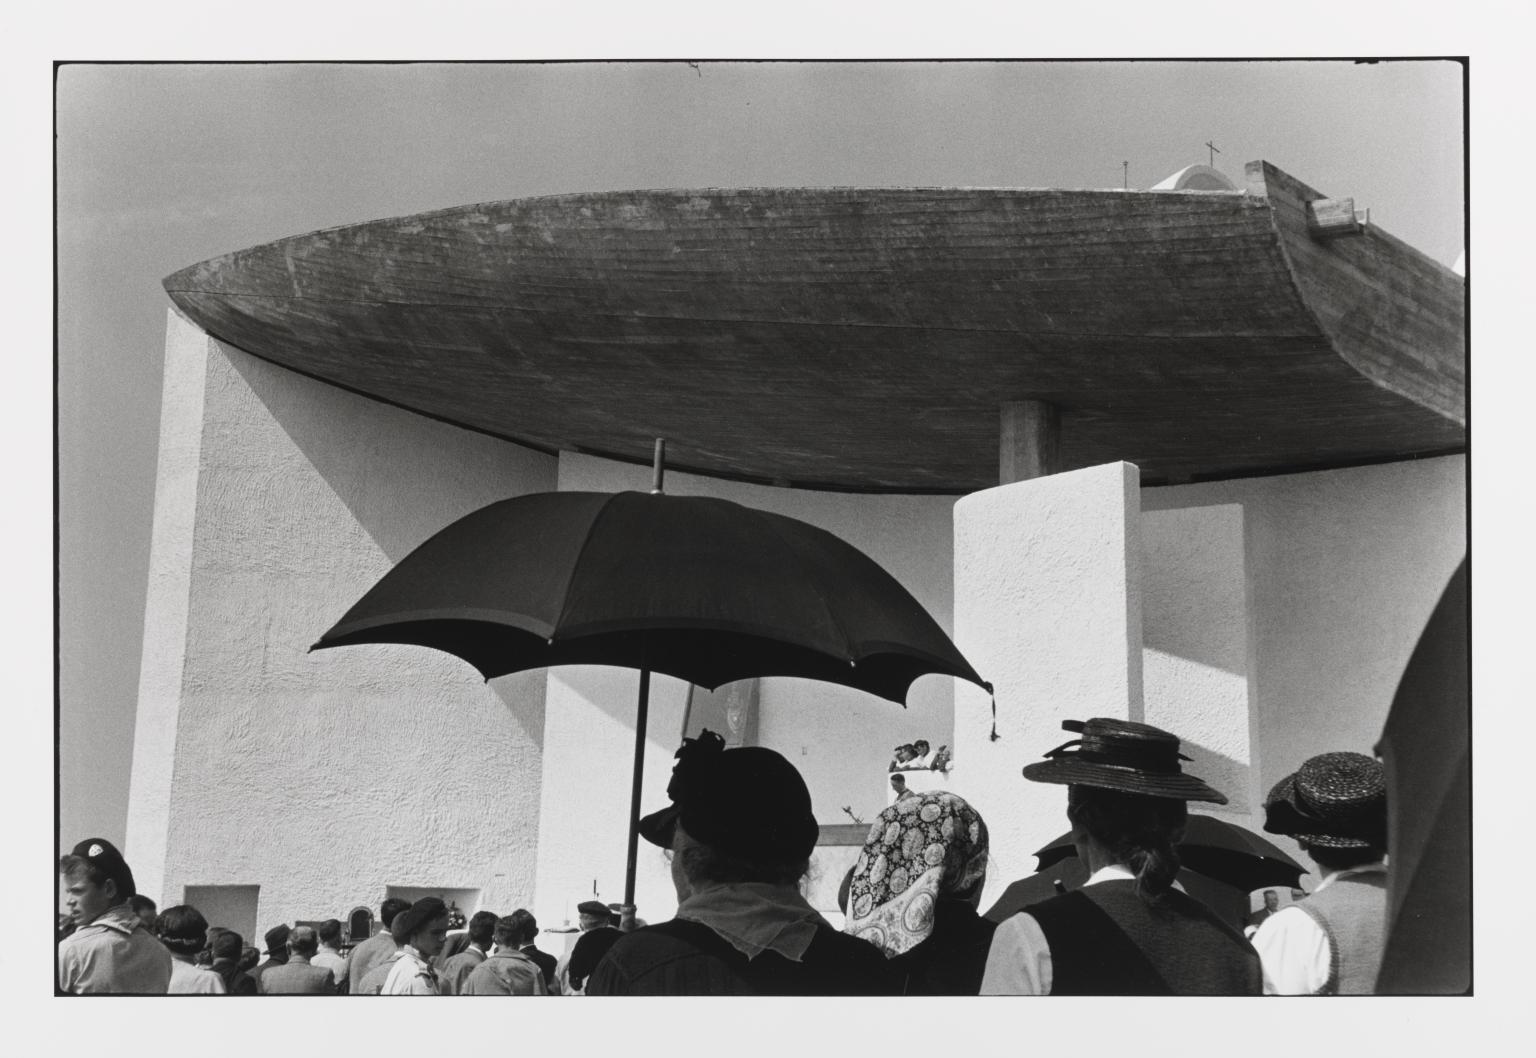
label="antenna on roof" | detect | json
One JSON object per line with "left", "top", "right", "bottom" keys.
{"left": 1123, "top": 161, "right": 1129, "bottom": 189}
{"left": 1206, "top": 140, "right": 1221, "bottom": 168}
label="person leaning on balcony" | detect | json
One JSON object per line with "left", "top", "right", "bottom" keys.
{"left": 585, "top": 730, "right": 895, "bottom": 996}
{"left": 981, "top": 718, "right": 1262, "bottom": 995}
{"left": 844, "top": 790, "right": 996, "bottom": 994}
{"left": 1252, "top": 752, "right": 1389, "bottom": 995}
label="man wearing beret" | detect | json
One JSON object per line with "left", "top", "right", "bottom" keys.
{"left": 1253, "top": 751, "right": 1390, "bottom": 994}
{"left": 57, "top": 837, "right": 172, "bottom": 993}
{"left": 554, "top": 899, "right": 622, "bottom": 995}
{"left": 382, "top": 898, "right": 450, "bottom": 995}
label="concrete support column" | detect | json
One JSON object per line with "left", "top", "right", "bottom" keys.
{"left": 953, "top": 461, "right": 1144, "bottom": 909}
{"left": 999, "top": 400, "right": 1060, "bottom": 483}
{"left": 124, "top": 309, "right": 212, "bottom": 905}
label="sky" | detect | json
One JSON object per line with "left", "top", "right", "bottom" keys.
{"left": 54, "top": 58, "right": 1468, "bottom": 857}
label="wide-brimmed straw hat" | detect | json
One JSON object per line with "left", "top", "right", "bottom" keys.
{"left": 1263, "top": 751, "right": 1386, "bottom": 849}
{"left": 638, "top": 730, "right": 819, "bottom": 863}
{"left": 1021, "top": 718, "right": 1228, "bottom": 804}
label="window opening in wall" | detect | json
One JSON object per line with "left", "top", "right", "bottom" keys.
{"left": 181, "top": 885, "right": 260, "bottom": 947}
{"left": 384, "top": 887, "right": 481, "bottom": 931}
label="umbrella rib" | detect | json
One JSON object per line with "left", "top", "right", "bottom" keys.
{"left": 548, "top": 493, "right": 619, "bottom": 638}
{"left": 755, "top": 515, "right": 858, "bottom": 663}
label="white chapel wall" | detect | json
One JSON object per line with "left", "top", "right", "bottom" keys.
{"left": 127, "top": 309, "right": 557, "bottom": 932}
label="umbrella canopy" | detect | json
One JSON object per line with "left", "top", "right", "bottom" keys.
{"left": 313, "top": 490, "right": 987, "bottom": 704}
{"left": 1374, "top": 559, "right": 1469, "bottom": 994}
{"left": 1031, "top": 814, "right": 1307, "bottom": 894}
{"left": 312, "top": 480, "right": 989, "bottom": 913}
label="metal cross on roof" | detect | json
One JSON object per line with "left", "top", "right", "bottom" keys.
{"left": 1207, "top": 140, "right": 1221, "bottom": 167}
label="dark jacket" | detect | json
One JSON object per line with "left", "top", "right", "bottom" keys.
{"left": 249, "top": 951, "right": 289, "bottom": 991}
{"left": 520, "top": 944, "right": 558, "bottom": 991}
{"left": 210, "top": 957, "right": 257, "bottom": 996}
{"left": 586, "top": 918, "right": 894, "bottom": 996}
{"left": 887, "top": 898, "right": 998, "bottom": 995}
{"left": 1026, "top": 881, "right": 1261, "bottom": 995}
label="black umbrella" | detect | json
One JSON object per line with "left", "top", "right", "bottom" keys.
{"left": 313, "top": 443, "right": 989, "bottom": 912}
{"left": 1030, "top": 814, "right": 1307, "bottom": 894}
{"left": 1374, "top": 559, "right": 1469, "bottom": 994}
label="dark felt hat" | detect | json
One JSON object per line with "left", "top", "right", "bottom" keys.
{"left": 638, "top": 731, "right": 819, "bottom": 863}
{"left": 575, "top": 900, "right": 610, "bottom": 918}
{"left": 391, "top": 898, "right": 448, "bottom": 943}
{"left": 67, "top": 838, "right": 137, "bottom": 900}
{"left": 1263, "top": 751, "right": 1386, "bottom": 849}
{"left": 263, "top": 923, "right": 291, "bottom": 954}
{"left": 1021, "top": 718, "right": 1228, "bottom": 804}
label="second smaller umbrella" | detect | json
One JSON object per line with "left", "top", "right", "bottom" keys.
{"left": 1030, "top": 814, "right": 1306, "bottom": 895}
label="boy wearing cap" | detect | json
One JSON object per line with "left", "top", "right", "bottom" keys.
{"left": 57, "top": 838, "right": 172, "bottom": 994}
{"left": 382, "top": 898, "right": 450, "bottom": 995}
{"left": 1253, "top": 751, "right": 1389, "bottom": 995}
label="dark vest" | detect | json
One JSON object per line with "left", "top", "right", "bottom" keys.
{"left": 1026, "top": 881, "right": 1261, "bottom": 995}
{"left": 586, "top": 917, "right": 895, "bottom": 995}
{"left": 1294, "top": 870, "right": 1388, "bottom": 995}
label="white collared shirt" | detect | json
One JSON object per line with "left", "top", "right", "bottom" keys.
{"left": 1252, "top": 864, "right": 1387, "bottom": 995}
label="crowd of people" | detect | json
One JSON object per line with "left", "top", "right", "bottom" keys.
{"left": 58, "top": 718, "right": 1394, "bottom": 996}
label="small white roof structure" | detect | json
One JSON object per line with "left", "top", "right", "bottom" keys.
{"left": 1152, "top": 164, "right": 1239, "bottom": 191}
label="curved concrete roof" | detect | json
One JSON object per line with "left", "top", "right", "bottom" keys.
{"left": 163, "top": 160, "right": 1464, "bottom": 493}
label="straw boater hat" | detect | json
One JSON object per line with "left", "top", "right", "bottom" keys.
{"left": 1263, "top": 751, "right": 1386, "bottom": 849}
{"left": 1021, "top": 718, "right": 1228, "bottom": 804}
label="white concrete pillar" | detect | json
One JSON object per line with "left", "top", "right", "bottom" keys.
{"left": 124, "top": 309, "right": 212, "bottom": 906}
{"left": 953, "top": 462, "right": 1144, "bottom": 909}
{"left": 1141, "top": 504, "right": 1258, "bottom": 821}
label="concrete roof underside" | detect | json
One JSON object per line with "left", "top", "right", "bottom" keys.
{"left": 163, "top": 161, "right": 1464, "bottom": 493}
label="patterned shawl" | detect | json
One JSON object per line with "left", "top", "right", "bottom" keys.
{"left": 844, "top": 791, "right": 989, "bottom": 957}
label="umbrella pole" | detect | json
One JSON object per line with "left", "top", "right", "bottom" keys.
{"left": 621, "top": 667, "right": 652, "bottom": 930}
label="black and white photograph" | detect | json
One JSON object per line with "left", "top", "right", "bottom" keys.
{"left": 25, "top": 5, "right": 1518, "bottom": 1048}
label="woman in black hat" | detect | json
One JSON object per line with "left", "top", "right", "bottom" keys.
{"left": 1252, "top": 751, "right": 1388, "bottom": 995}
{"left": 585, "top": 731, "right": 894, "bottom": 995}
{"left": 980, "top": 718, "right": 1261, "bottom": 995}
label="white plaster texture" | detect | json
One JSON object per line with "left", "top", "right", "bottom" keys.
{"left": 1142, "top": 455, "right": 1466, "bottom": 869}
{"left": 532, "top": 452, "right": 960, "bottom": 928}
{"left": 953, "top": 462, "right": 1144, "bottom": 908}
{"left": 129, "top": 311, "right": 557, "bottom": 927}
{"left": 1141, "top": 504, "right": 1256, "bottom": 817}
{"left": 125, "top": 310, "right": 211, "bottom": 903}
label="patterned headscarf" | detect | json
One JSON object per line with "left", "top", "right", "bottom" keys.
{"left": 843, "top": 791, "right": 989, "bottom": 957}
